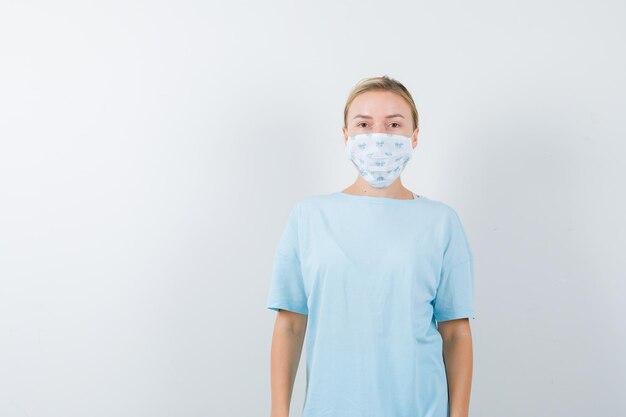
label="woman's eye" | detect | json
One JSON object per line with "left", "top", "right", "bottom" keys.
{"left": 357, "top": 122, "right": 368, "bottom": 128}
{"left": 390, "top": 122, "right": 400, "bottom": 128}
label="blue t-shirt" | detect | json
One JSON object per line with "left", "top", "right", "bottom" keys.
{"left": 266, "top": 191, "right": 476, "bottom": 417}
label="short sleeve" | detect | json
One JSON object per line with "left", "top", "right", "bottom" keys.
{"left": 266, "top": 202, "right": 308, "bottom": 315}
{"left": 433, "top": 208, "right": 476, "bottom": 323}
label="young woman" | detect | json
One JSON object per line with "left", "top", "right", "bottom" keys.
{"left": 267, "top": 75, "right": 475, "bottom": 417}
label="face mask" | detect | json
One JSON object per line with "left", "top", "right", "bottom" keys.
{"left": 345, "top": 132, "right": 414, "bottom": 188}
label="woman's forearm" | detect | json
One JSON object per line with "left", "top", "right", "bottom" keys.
{"left": 442, "top": 331, "right": 473, "bottom": 417}
{"left": 270, "top": 319, "right": 306, "bottom": 417}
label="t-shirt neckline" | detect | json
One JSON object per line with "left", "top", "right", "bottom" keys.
{"left": 334, "top": 191, "right": 424, "bottom": 204}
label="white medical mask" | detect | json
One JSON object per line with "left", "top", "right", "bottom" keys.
{"left": 345, "top": 132, "right": 414, "bottom": 188}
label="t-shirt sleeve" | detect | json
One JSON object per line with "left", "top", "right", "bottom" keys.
{"left": 433, "top": 208, "right": 476, "bottom": 323}
{"left": 266, "top": 202, "right": 308, "bottom": 315}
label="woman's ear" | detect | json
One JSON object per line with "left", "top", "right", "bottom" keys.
{"left": 341, "top": 127, "right": 349, "bottom": 144}
{"left": 411, "top": 127, "right": 419, "bottom": 147}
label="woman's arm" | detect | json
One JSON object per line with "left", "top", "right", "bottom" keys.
{"left": 438, "top": 318, "right": 474, "bottom": 417}
{"left": 269, "top": 309, "right": 308, "bottom": 417}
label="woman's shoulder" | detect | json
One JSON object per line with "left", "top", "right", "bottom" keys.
{"left": 291, "top": 192, "right": 335, "bottom": 210}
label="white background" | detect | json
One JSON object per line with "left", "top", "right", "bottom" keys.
{"left": 1, "top": 0, "right": 625, "bottom": 416}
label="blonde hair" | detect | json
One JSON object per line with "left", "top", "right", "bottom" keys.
{"left": 343, "top": 75, "right": 419, "bottom": 131}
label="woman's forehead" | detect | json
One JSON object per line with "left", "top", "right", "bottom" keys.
{"left": 350, "top": 91, "right": 411, "bottom": 116}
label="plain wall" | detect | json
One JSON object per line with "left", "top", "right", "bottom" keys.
{"left": 1, "top": 0, "right": 625, "bottom": 416}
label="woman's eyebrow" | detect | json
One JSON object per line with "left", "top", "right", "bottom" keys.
{"left": 353, "top": 114, "right": 405, "bottom": 119}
